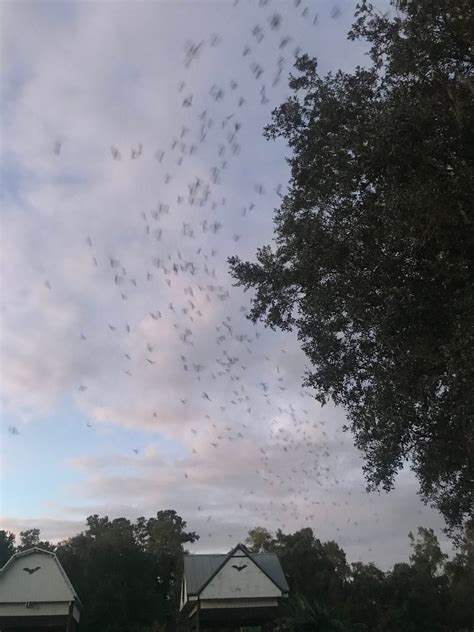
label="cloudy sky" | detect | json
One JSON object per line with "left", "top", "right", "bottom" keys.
{"left": 0, "top": 0, "right": 451, "bottom": 569}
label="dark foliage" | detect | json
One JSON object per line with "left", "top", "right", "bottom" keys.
{"left": 246, "top": 523, "right": 474, "bottom": 632}
{"left": 2, "top": 519, "right": 473, "bottom": 632}
{"left": 0, "top": 530, "right": 16, "bottom": 567}
{"left": 0, "top": 511, "right": 198, "bottom": 632}
{"left": 229, "top": 0, "right": 474, "bottom": 531}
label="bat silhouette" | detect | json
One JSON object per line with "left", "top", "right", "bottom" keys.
{"left": 232, "top": 564, "right": 247, "bottom": 572}
{"left": 23, "top": 567, "right": 41, "bottom": 575}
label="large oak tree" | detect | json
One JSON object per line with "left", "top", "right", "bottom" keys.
{"left": 229, "top": 0, "right": 474, "bottom": 530}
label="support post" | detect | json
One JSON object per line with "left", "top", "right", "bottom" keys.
{"left": 65, "top": 601, "right": 74, "bottom": 632}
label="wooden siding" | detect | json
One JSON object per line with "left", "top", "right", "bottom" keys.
{"left": 200, "top": 553, "right": 282, "bottom": 600}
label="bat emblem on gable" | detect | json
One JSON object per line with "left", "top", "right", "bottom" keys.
{"left": 22, "top": 567, "right": 41, "bottom": 575}
{"left": 232, "top": 564, "right": 247, "bottom": 571}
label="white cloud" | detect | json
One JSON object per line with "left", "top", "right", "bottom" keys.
{"left": 0, "top": 0, "right": 446, "bottom": 570}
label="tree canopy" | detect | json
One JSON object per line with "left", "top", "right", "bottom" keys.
{"left": 2, "top": 511, "right": 198, "bottom": 632}
{"left": 242, "top": 522, "right": 474, "bottom": 632}
{"left": 229, "top": 0, "right": 474, "bottom": 531}
{"left": 0, "top": 530, "right": 16, "bottom": 567}
{"left": 1, "top": 517, "right": 473, "bottom": 632}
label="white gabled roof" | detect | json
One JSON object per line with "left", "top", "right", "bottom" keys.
{"left": 183, "top": 543, "right": 289, "bottom": 596}
{"left": 0, "top": 547, "right": 82, "bottom": 608}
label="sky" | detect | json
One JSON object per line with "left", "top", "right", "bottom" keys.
{"left": 0, "top": 0, "right": 451, "bottom": 569}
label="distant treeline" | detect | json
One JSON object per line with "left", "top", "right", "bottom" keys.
{"left": 1, "top": 514, "right": 473, "bottom": 632}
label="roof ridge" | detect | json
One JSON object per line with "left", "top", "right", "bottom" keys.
{"left": 0, "top": 547, "right": 55, "bottom": 573}
{"left": 184, "top": 553, "right": 225, "bottom": 557}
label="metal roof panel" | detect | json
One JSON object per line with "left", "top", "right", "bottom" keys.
{"left": 184, "top": 548, "right": 289, "bottom": 595}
